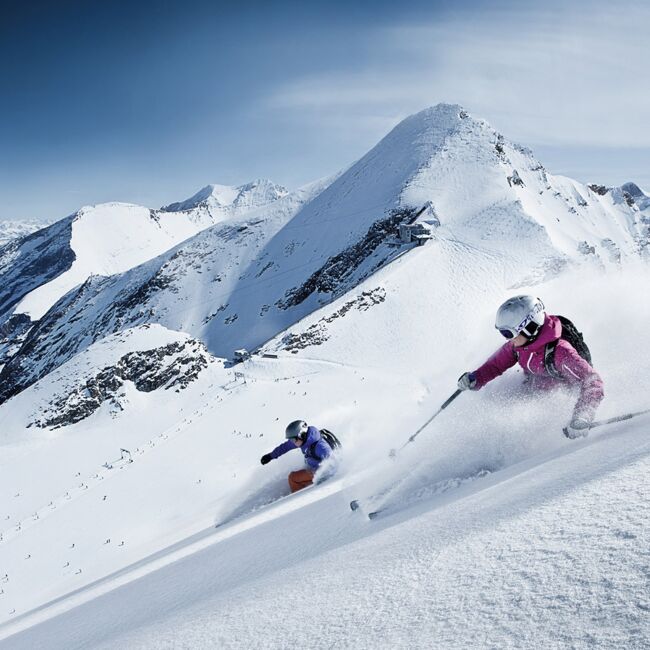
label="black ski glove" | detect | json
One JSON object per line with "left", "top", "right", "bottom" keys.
{"left": 260, "top": 454, "right": 272, "bottom": 465}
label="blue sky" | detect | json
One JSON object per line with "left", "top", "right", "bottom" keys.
{"left": 1, "top": 0, "right": 648, "bottom": 221}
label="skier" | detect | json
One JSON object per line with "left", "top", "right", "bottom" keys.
{"left": 457, "top": 295, "right": 604, "bottom": 438}
{"left": 260, "top": 420, "right": 337, "bottom": 492}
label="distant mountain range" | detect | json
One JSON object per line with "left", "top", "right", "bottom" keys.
{"left": 0, "top": 219, "right": 52, "bottom": 246}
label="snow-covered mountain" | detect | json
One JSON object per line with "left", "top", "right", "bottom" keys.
{"left": 0, "top": 220, "right": 50, "bottom": 246}
{"left": 620, "top": 181, "right": 650, "bottom": 214}
{"left": 161, "top": 178, "right": 288, "bottom": 213}
{"left": 2, "top": 180, "right": 289, "bottom": 322}
{"left": 597, "top": 182, "right": 650, "bottom": 254}
{"left": 0, "top": 104, "right": 649, "bottom": 648}
{"left": 0, "top": 180, "right": 295, "bottom": 373}
{"left": 590, "top": 181, "right": 650, "bottom": 215}
{"left": 0, "top": 105, "right": 647, "bottom": 404}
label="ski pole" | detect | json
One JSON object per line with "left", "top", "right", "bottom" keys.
{"left": 564, "top": 407, "right": 650, "bottom": 437}
{"left": 591, "top": 408, "right": 650, "bottom": 429}
{"left": 389, "top": 389, "right": 462, "bottom": 458}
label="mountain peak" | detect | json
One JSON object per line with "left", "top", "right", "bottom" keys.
{"left": 619, "top": 181, "right": 650, "bottom": 212}
{"left": 162, "top": 179, "right": 288, "bottom": 213}
{"left": 410, "top": 102, "right": 468, "bottom": 123}
{"left": 383, "top": 103, "right": 470, "bottom": 148}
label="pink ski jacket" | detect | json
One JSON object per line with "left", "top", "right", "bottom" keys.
{"left": 473, "top": 315, "right": 604, "bottom": 420}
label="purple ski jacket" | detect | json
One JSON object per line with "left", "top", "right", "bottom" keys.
{"left": 472, "top": 315, "right": 604, "bottom": 420}
{"left": 269, "top": 426, "right": 332, "bottom": 471}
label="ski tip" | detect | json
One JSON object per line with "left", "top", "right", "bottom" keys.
{"left": 349, "top": 499, "right": 360, "bottom": 511}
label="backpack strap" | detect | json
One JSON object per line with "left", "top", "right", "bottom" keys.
{"left": 308, "top": 436, "right": 327, "bottom": 460}
{"left": 309, "top": 430, "right": 340, "bottom": 458}
{"left": 543, "top": 340, "right": 564, "bottom": 380}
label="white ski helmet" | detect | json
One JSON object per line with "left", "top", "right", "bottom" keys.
{"left": 495, "top": 295, "right": 545, "bottom": 340}
{"left": 285, "top": 420, "right": 309, "bottom": 440}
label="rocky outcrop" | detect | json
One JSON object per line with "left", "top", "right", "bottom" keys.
{"left": 0, "top": 313, "right": 32, "bottom": 367}
{"left": 588, "top": 184, "right": 610, "bottom": 196}
{"left": 278, "top": 208, "right": 419, "bottom": 309}
{"left": 30, "top": 339, "right": 211, "bottom": 429}
{"left": 0, "top": 217, "right": 75, "bottom": 320}
{"left": 281, "top": 287, "right": 386, "bottom": 352}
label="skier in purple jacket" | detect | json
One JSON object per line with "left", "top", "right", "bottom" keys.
{"left": 457, "top": 296, "right": 604, "bottom": 438}
{"left": 260, "top": 420, "right": 334, "bottom": 492}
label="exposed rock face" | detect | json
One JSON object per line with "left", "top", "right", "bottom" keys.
{"left": 0, "top": 217, "right": 75, "bottom": 319}
{"left": 0, "top": 219, "right": 75, "bottom": 370}
{"left": 588, "top": 184, "right": 610, "bottom": 196}
{"left": 278, "top": 208, "right": 419, "bottom": 309}
{"left": 601, "top": 238, "right": 622, "bottom": 264}
{"left": 30, "top": 339, "right": 211, "bottom": 429}
{"left": 0, "top": 313, "right": 32, "bottom": 367}
{"left": 281, "top": 287, "right": 386, "bottom": 352}
{"left": 577, "top": 241, "right": 596, "bottom": 256}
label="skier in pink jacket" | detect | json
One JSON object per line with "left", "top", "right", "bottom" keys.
{"left": 457, "top": 296, "right": 604, "bottom": 438}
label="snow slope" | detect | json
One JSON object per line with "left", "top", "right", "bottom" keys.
{"left": 12, "top": 203, "right": 205, "bottom": 320}
{"left": 4, "top": 412, "right": 647, "bottom": 650}
{"left": 0, "top": 249, "right": 648, "bottom": 647}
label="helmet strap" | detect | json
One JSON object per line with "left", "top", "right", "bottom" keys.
{"left": 522, "top": 321, "right": 541, "bottom": 340}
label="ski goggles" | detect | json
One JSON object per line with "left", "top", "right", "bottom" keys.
{"left": 496, "top": 318, "right": 541, "bottom": 340}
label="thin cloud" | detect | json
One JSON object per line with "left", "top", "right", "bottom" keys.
{"left": 265, "top": 2, "right": 650, "bottom": 148}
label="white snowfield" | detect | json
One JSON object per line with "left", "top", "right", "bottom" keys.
{"left": 0, "top": 105, "right": 648, "bottom": 648}
{"left": 0, "top": 264, "right": 648, "bottom": 649}
{"left": 4, "top": 409, "right": 648, "bottom": 650}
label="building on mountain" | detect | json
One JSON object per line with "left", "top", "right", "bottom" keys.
{"left": 233, "top": 348, "right": 251, "bottom": 363}
{"left": 399, "top": 222, "right": 435, "bottom": 245}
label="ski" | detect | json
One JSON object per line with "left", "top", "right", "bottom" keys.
{"left": 350, "top": 499, "right": 384, "bottom": 520}
{"left": 350, "top": 501, "right": 384, "bottom": 520}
